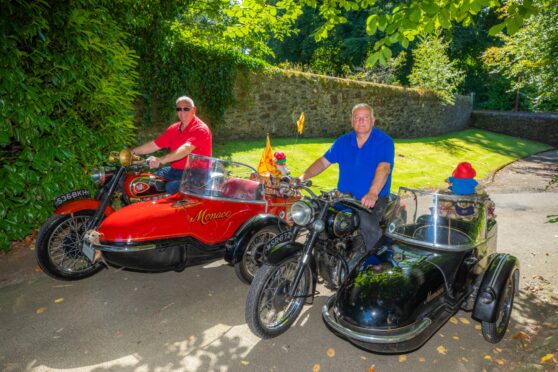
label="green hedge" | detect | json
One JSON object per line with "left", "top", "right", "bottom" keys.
{"left": 0, "top": 1, "right": 138, "bottom": 251}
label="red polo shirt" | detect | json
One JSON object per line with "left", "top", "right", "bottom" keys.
{"left": 154, "top": 116, "right": 212, "bottom": 169}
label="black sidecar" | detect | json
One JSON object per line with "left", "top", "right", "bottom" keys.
{"left": 323, "top": 187, "right": 519, "bottom": 353}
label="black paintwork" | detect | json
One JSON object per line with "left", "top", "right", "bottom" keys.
{"left": 472, "top": 254, "right": 519, "bottom": 322}
{"left": 101, "top": 237, "right": 226, "bottom": 272}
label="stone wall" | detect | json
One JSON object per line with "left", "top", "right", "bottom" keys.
{"left": 470, "top": 110, "right": 558, "bottom": 147}
{"left": 215, "top": 68, "right": 473, "bottom": 140}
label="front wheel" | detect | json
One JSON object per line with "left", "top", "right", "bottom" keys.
{"left": 36, "top": 210, "right": 104, "bottom": 280}
{"left": 481, "top": 270, "right": 518, "bottom": 343}
{"left": 245, "top": 255, "right": 312, "bottom": 338}
{"left": 235, "top": 225, "right": 280, "bottom": 284}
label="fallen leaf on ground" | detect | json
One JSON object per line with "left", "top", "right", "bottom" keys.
{"left": 436, "top": 346, "right": 447, "bottom": 355}
{"left": 461, "top": 357, "right": 469, "bottom": 363}
{"left": 326, "top": 348, "right": 335, "bottom": 358}
{"left": 54, "top": 298, "right": 64, "bottom": 303}
{"left": 240, "top": 360, "right": 249, "bottom": 366}
{"left": 399, "top": 355, "right": 407, "bottom": 362}
{"left": 368, "top": 366, "right": 376, "bottom": 372}
{"left": 484, "top": 355, "right": 492, "bottom": 360}
{"left": 36, "top": 307, "right": 46, "bottom": 314}
{"left": 312, "top": 364, "right": 320, "bottom": 372}
{"left": 475, "top": 324, "right": 482, "bottom": 330}
{"left": 418, "top": 357, "right": 426, "bottom": 363}
{"left": 449, "top": 317, "right": 458, "bottom": 324}
{"left": 495, "top": 359, "right": 506, "bottom": 365}
{"left": 512, "top": 331, "right": 530, "bottom": 340}
{"left": 452, "top": 336, "right": 460, "bottom": 340}
{"left": 540, "top": 353, "right": 554, "bottom": 363}
{"left": 35, "top": 266, "right": 41, "bottom": 273}
{"left": 459, "top": 317, "right": 471, "bottom": 325}
{"left": 494, "top": 347, "right": 502, "bottom": 353}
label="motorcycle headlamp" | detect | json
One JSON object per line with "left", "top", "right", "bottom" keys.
{"left": 290, "top": 199, "right": 315, "bottom": 226}
{"left": 91, "top": 167, "right": 107, "bottom": 185}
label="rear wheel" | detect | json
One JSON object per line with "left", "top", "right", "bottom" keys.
{"left": 245, "top": 255, "right": 312, "bottom": 338}
{"left": 36, "top": 210, "right": 104, "bottom": 280}
{"left": 235, "top": 225, "right": 280, "bottom": 284}
{"left": 481, "top": 270, "right": 517, "bottom": 343}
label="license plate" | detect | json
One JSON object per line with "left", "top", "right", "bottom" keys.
{"left": 54, "top": 189, "right": 91, "bottom": 208}
{"left": 81, "top": 241, "right": 96, "bottom": 263}
{"left": 264, "top": 230, "right": 293, "bottom": 252}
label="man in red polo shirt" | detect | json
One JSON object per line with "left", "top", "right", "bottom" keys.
{"left": 132, "top": 96, "right": 212, "bottom": 194}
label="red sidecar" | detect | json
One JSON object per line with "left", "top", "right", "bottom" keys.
{"left": 64, "top": 155, "right": 299, "bottom": 283}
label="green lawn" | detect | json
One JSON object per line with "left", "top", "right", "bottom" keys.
{"left": 214, "top": 129, "right": 552, "bottom": 191}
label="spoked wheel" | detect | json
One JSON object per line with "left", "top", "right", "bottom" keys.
{"left": 481, "top": 270, "right": 518, "bottom": 343}
{"left": 36, "top": 210, "right": 104, "bottom": 280}
{"left": 235, "top": 225, "right": 280, "bottom": 284}
{"left": 245, "top": 255, "right": 312, "bottom": 338}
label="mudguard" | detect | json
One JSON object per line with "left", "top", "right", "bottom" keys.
{"left": 54, "top": 199, "right": 115, "bottom": 216}
{"left": 224, "top": 214, "right": 288, "bottom": 263}
{"left": 472, "top": 253, "right": 519, "bottom": 322}
{"left": 265, "top": 241, "right": 304, "bottom": 265}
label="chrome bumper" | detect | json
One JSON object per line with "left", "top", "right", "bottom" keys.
{"left": 82, "top": 230, "right": 156, "bottom": 263}
{"left": 322, "top": 295, "right": 432, "bottom": 344}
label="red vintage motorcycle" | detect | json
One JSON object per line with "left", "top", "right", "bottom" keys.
{"left": 36, "top": 151, "right": 299, "bottom": 283}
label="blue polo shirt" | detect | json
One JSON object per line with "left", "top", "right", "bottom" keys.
{"left": 324, "top": 129, "right": 394, "bottom": 199}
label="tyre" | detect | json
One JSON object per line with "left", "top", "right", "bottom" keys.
{"left": 481, "top": 270, "right": 518, "bottom": 343}
{"left": 245, "top": 255, "right": 312, "bottom": 338}
{"left": 235, "top": 225, "right": 280, "bottom": 284}
{"left": 36, "top": 210, "right": 104, "bottom": 280}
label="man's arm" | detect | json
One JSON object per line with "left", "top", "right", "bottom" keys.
{"left": 149, "top": 142, "right": 196, "bottom": 168}
{"left": 361, "top": 162, "right": 391, "bottom": 208}
{"left": 300, "top": 157, "right": 331, "bottom": 180}
{"left": 132, "top": 141, "right": 160, "bottom": 155}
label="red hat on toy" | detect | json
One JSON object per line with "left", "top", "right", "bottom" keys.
{"left": 452, "top": 162, "right": 476, "bottom": 179}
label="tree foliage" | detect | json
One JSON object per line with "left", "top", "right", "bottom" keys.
{"left": 229, "top": 0, "right": 536, "bottom": 66}
{"left": 409, "top": 34, "right": 465, "bottom": 103}
{"left": 482, "top": 0, "right": 558, "bottom": 111}
{"left": 0, "top": 1, "right": 138, "bottom": 250}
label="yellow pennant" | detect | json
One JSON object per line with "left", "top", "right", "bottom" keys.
{"left": 296, "top": 112, "right": 305, "bottom": 135}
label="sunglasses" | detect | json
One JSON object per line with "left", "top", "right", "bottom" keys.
{"left": 176, "top": 107, "right": 193, "bottom": 112}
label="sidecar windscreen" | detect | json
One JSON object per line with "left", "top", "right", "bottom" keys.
{"left": 385, "top": 187, "right": 488, "bottom": 251}
{"left": 180, "top": 154, "right": 265, "bottom": 202}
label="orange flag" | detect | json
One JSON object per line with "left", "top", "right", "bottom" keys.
{"left": 257, "top": 134, "right": 280, "bottom": 176}
{"left": 296, "top": 112, "right": 305, "bottom": 135}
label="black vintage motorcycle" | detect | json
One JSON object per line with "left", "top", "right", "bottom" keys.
{"left": 246, "top": 186, "right": 518, "bottom": 353}
{"left": 245, "top": 184, "right": 373, "bottom": 338}
{"left": 35, "top": 149, "right": 169, "bottom": 280}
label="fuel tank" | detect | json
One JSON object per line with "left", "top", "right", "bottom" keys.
{"left": 97, "top": 193, "right": 266, "bottom": 245}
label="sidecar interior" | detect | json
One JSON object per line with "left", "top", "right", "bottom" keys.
{"left": 180, "top": 154, "right": 264, "bottom": 202}
{"left": 385, "top": 188, "right": 490, "bottom": 251}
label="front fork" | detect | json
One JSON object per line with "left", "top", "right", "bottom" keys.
{"left": 288, "top": 207, "right": 328, "bottom": 298}
{"left": 85, "top": 167, "right": 125, "bottom": 231}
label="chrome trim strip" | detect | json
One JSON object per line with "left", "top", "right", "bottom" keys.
{"left": 322, "top": 295, "right": 432, "bottom": 344}
{"left": 93, "top": 243, "right": 157, "bottom": 253}
{"left": 398, "top": 186, "right": 487, "bottom": 202}
{"left": 181, "top": 191, "right": 267, "bottom": 204}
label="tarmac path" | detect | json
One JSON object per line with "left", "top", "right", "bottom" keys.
{"left": 1, "top": 150, "right": 557, "bottom": 372}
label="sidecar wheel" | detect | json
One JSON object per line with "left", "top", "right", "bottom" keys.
{"left": 481, "top": 270, "right": 517, "bottom": 343}
{"left": 245, "top": 255, "right": 311, "bottom": 338}
{"left": 36, "top": 210, "right": 104, "bottom": 280}
{"left": 235, "top": 225, "right": 280, "bottom": 284}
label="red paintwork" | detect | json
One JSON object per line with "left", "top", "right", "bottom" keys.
{"left": 98, "top": 192, "right": 296, "bottom": 245}
{"left": 55, "top": 199, "right": 115, "bottom": 216}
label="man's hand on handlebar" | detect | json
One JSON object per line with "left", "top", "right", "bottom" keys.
{"left": 361, "top": 192, "right": 379, "bottom": 209}
{"left": 147, "top": 156, "right": 162, "bottom": 169}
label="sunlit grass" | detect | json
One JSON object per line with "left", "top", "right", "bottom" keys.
{"left": 214, "top": 129, "right": 552, "bottom": 191}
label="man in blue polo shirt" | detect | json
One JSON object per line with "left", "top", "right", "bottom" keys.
{"left": 299, "top": 103, "right": 394, "bottom": 254}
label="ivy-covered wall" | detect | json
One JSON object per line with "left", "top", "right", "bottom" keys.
{"left": 215, "top": 68, "right": 473, "bottom": 140}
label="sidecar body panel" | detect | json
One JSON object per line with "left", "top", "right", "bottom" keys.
{"left": 323, "top": 187, "right": 517, "bottom": 353}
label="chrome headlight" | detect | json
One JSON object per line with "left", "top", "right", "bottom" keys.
{"left": 290, "top": 199, "right": 314, "bottom": 226}
{"left": 91, "top": 166, "right": 107, "bottom": 185}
